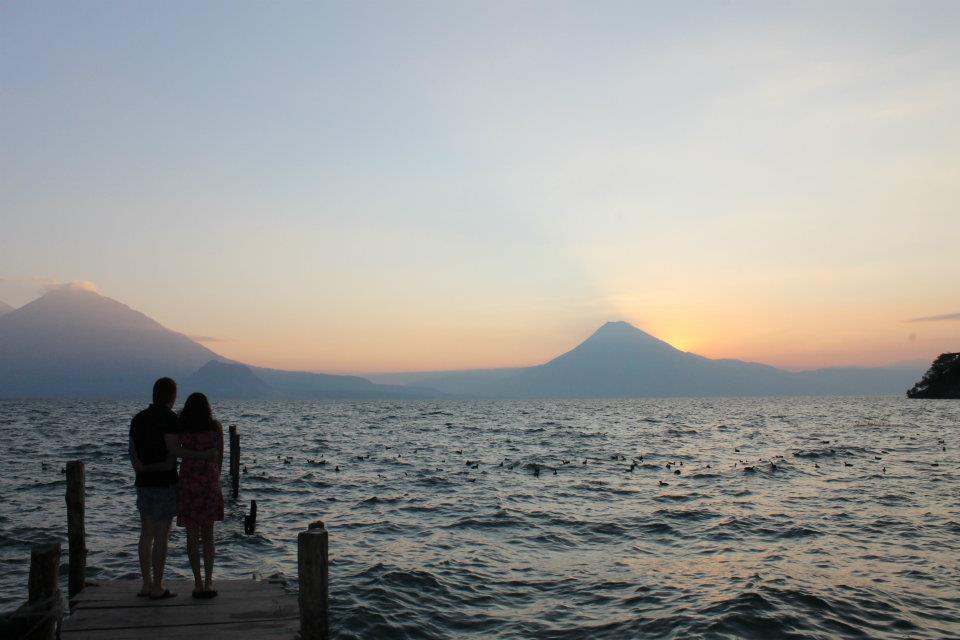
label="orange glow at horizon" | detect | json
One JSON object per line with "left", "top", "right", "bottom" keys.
{"left": 177, "top": 298, "right": 957, "bottom": 375}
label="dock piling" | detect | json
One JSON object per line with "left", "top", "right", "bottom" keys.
{"left": 228, "top": 425, "right": 240, "bottom": 499}
{"left": 244, "top": 499, "right": 257, "bottom": 534}
{"left": 17, "top": 542, "right": 62, "bottom": 640}
{"left": 65, "top": 460, "right": 86, "bottom": 599}
{"left": 298, "top": 521, "right": 329, "bottom": 640}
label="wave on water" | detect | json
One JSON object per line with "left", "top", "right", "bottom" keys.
{"left": 0, "top": 396, "right": 958, "bottom": 639}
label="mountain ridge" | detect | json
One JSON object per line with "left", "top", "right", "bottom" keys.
{"left": 368, "top": 321, "right": 925, "bottom": 397}
{"left": 0, "top": 287, "right": 221, "bottom": 398}
{"left": 0, "top": 289, "right": 433, "bottom": 400}
{"left": 0, "top": 291, "right": 928, "bottom": 399}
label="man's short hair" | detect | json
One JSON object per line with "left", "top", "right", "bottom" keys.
{"left": 152, "top": 377, "right": 177, "bottom": 405}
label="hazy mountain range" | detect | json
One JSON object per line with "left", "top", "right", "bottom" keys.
{"left": 368, "top": 321, "right": 925, "bottom": 397}
{"left": 0, "top": 288, "right": 427, "bottom": 400}
{"left": 0, "top": 289, "right": 926, "bottom": 400}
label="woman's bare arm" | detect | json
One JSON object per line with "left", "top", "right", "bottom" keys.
{"left": 164, "top": 433, "right": 217, "bottom": 460}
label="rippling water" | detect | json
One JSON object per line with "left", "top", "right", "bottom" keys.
{"left": 1, "top": 397, "right": 958, "bottom": 638}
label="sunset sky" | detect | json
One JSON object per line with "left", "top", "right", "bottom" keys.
{"left": 2, "top": 2, "right": 958, "bottom": 374}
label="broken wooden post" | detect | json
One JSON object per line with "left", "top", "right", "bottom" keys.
{"left": 228, "top": 424, "right": 240, "bottom": 499}
{"left": 65, "top": 460, "right": 86, "bottom": 600}
{"left": 298, "top": 521, "right": 329, "bottom": 640}
{"left": 20, "top": 542, "right": 62, "bottom": 640}
{"left": 244, "top": 499, "right": 257, "bottom": 535}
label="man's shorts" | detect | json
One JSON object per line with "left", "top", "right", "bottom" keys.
{"left": 136, "top": 486, "right": 178, "bottom": 520}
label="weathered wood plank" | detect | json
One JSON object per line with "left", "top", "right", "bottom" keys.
{"left": 61, "top": 618, "right": 299, "bottom": 640}
{"left": 71, "top": 579, "right": 283, "bottom": 604}
{"left": 63, "top": 595, "right": 298, "bottom": 630}
{"left": 69, "top": 592, "right": 296, "bottom": 616}
{"left": 62, "top": 579, "right": 299, "bottom": 640}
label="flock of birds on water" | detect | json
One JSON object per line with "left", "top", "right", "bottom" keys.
{"left": 38, "top": 426, "right": 949, "bottom": 489}
{"left": 206, "top": 431, "right": 951, "bottom": 490}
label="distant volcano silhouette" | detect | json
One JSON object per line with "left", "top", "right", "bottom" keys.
{"left": 0, "top": 287, "right": 221, "bottom": 398}
{"left": 550, "top": 320, "right": 686, "bottom": 359}
{"left": 497, "top": 320, "right": 795, "bottom": 397}
{"left": 369, "top": 320, "right": 925, "bottom": 398}
{"left": 0, "top": 288, "right": 429, "bottom": 400}
{"left": 0, "top": 300, "right": 14, "bottom": 316}
{"left": 0, "top": 291, "right": 926, "bottom": 399}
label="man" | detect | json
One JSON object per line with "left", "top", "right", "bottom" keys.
{"left": 129, "top": 377, "right": 214, "bottom": 599}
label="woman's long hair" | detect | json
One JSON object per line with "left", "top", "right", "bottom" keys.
{"left": 179, "top": 392, "right": 216, "bottom": 433}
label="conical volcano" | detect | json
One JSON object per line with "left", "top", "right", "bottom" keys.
{"left": 0, "top": 286, "right": 220, "bottom": 398}
{"left": 491, "top": 321, "right": 798, "bottom": 397}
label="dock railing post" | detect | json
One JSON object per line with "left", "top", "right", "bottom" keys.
{"left": 65, "top": 460, "right": 86, "bottom": 599}
{"left": 19, "top": 542, "right": 62, "bottom": 640}
{"left": 298, "top": 521, "right": 329, "bottom": 640}
{"left": 228, "top": 424, "right": 240, "bottom": 500}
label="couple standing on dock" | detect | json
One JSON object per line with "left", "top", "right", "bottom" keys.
{"left": 128, "top": 377, "right": 225, "bottom": 600}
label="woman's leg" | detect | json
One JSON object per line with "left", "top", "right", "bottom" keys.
{"left": 186, "top": 526, "right": 202, "bottom": 592}
{"left": 201, "top": 523, "right": 215, "bottom": 590}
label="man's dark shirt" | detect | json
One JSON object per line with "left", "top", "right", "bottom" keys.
{"left": 129, "top": 403, "right": 179, "bottom": 487}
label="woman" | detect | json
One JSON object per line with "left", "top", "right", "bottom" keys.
{"left": 172, "top": 392, "right": 225, "bottom": 599}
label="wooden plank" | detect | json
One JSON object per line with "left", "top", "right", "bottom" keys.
{"left": 63, "top": 594, "right": 298, "bottom": 630}
{"left": 72, "top": 580, "right": 283, "bottom": 605}
{"left": 61, "top": 618, "right": 299, "bottom": 640}
{"left": 68, "top": 592, "right": 296, "bottom": 616}
{"left": 62, "top": 578, "right": 300, "bottom": 640}
{"left": 76, "top": 579, "right": 285, "bottom": 593}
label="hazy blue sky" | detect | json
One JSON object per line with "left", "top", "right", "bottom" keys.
{"left": 2, "top": 1, "right": 959, "bottom": 372}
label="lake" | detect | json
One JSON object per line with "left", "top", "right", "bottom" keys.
{"left": 1, "top": 397, "right": 957, "bottom": 638}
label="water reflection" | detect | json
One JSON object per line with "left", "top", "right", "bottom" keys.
{"left": 0, "top": 397, "right": 958, "bottom": 638}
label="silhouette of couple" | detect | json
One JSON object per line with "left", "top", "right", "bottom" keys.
{"left": 128, "top": 377, "right": 225, "bottom": 600}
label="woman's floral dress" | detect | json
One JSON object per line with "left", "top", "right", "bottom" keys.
{"left": 176, "top": 428, "right": 224, "bottom": 528}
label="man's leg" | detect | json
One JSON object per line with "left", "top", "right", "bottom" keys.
{"left": 138, "top": 512, "right": 155, "bottom": 595}
{"left": 150, "top": 516, "right": 173, "bottom": 596}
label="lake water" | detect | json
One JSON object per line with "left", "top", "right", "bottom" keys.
{"left": 1, "top": 397, "right": 958, "bottom": 638}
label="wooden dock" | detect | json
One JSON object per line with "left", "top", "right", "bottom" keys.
{"left": 61, "top": 579, "right": 299, "bottom": 640}
{"left": 9, "top": 444, "right": 330, "bottom": 640}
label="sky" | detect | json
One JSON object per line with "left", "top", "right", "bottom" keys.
{"left": 2, "top": 1, "right": 959, "bottom": 374}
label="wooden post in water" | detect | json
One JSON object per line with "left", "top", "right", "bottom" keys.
{"left": 65, "top": 460, "right": 87, "bottom": 599}
{"left": 228, "top": 424, "right": 240, "bottom": 500}
{"left": 244, "top": 499, "right": 257, "bottom": 535}
{"left": 24, "top": 542, "right": 61, "bottom": 640}
{"left": 298, "top": 521, "right": 329, "bottom": 640}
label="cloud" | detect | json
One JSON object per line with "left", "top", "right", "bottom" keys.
{"left": 43, "top": 280, "right": 99, "bottom": 293}
{"left": 907, "top": 312, "right": 960, "bottom": 323}
{"left": 190, "top": 335, "right": 228, "bottom": 343}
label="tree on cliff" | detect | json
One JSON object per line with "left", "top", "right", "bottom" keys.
{"left": 906, "top": 353, "right": 960, "bottom": 398}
